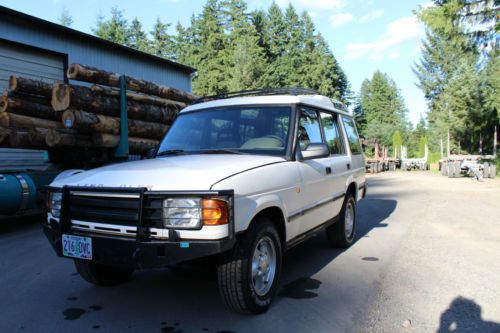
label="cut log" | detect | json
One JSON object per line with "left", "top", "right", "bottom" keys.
{"left": 45, "top": 128, "right": 93, "bottom": 148}
{"left": 8, "top": 76, "right": 54, "bottom": 99}
{"left": 0, "top": 112, "right": 61, "bottom": 130}
{"left": 92, "top": 133, "right": 158, "bottom": 155}
{"left": 62, "top": 109, "right": 169, "bottom": 140}
{"left": 29, "top": 127, "right": 49, "bottom": 145}
{"left": 91, "top": 84, "right": 187, "bottom": 109}
{"left": 0, "top": 96, "right": 61, "bottom": 120}
{"left": 0, "top": 126, "right": 11, "bottom": 144}
{"left": 67, "top": 63, "right": 197, "bottom": 103}
{"left": 9, "top": 129, "right": 47, "bottom": 148}
{"left": 7, "top": 90, "right": 52, "bottom": 106}
{"left": 52, "top": 83, "right": 178, "bottom": 123}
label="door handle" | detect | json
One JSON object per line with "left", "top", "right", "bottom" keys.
{"left": 326, "top": 167, "right": 332, "bottom": 174}
{"left": 347, "top": 163, "right": 351, "bottom": 170}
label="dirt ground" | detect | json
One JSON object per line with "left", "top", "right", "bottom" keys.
{"left": 361, "top": 171, "right": 500, "bottom": 332}
{"left": 0, "top": 171, "right": 499, "bottom": 333}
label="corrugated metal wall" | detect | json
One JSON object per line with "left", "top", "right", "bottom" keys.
{"left": 0, "top": 149, "right": 50, "bottom": 172}
{"left": 0, "top": 39, "right": 65, "bottom": 91}
{"left": 0, "top": 11, "right": 192, "bottom": 92}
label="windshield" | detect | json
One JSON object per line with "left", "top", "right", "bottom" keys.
{"left": 157, "top": 106, "right": 292, "bottom": 156}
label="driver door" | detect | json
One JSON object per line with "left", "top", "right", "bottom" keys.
{"left": 296, "top": 107, "right": 336, "bottom": 234}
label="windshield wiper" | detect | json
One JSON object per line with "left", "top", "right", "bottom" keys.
{"left": 156, "top": 149, "right": 186, "bottom": 157}
{"left": 198, "top": 149, "right": 244, "bottom": 155}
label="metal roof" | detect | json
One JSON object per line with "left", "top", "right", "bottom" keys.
{"left": 0, "top": 5, "right": 197, "bottom": 74}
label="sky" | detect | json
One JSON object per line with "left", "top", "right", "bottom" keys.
{"left": 0, "top": 0, "right": 430, "bottom": 125}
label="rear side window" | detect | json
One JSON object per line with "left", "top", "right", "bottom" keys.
{"left": 320, "top": 112, "right": 344, "bottom": 155}
{"left": 342, "top": 117, "right": 362, "bottom": 154}
{"left": 298, "top": 108, "right": 323, "bottom": 150}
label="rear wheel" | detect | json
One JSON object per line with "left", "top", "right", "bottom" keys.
{"left": 74, "top": 260, "right": 134, "bottom": 286}
{"left": 217, "top": 218, "right": 282, "bottom": 314}
{"left": 326, "top": 193, "right": 356, "bottom": 248}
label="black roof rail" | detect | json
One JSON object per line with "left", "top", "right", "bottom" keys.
{"left": 193, "top": 87, "right": 322, "bottom": 104}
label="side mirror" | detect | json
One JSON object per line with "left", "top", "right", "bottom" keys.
{"left": 148, "top": 147, "right": 157, "bottom": 159}
{"left": 300, "top": 143, "right": 330, "bottom": 160}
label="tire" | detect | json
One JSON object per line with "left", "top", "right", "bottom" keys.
{"left": 490, "top": 164, "right": 496, "bottom": 178}
{"left": 326, "top": 193, "right": 356, "bottom": 248}
{"left": 483, "top": 162, "right": 490, "bottom": 179}
{"left": 448, "top": 163, "right": 455, "bottom": 178}
{"left": 217, "top": 218, "right": 282, "bottom": 314}
{"left": 74, "top": 260, "right": 134, "bottom": 287}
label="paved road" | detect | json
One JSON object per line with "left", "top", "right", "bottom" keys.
{"left": 1, "top": 172, "right": 499, "bottom": 333}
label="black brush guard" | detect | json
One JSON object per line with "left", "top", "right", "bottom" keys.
{"left": 43, "top": 186, "right": 236, "bottom": 268}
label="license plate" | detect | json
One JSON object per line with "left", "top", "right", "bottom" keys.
{"left": 62, "top": 234, "right": 92, "bottom": 260}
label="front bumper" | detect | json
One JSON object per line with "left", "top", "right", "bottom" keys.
{"left": 44, "top": 220, "right": 236, "bottom": 268}
{"left": 43, "top": 186, "right": 236, "bottom": 268}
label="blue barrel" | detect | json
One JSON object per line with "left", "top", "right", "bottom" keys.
{"left": 0, "top": 173, "right": 37, "bottom": 215}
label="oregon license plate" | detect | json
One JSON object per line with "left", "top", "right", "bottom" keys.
{"left": 62, "top": 234, "right": 92, "bottom": 260}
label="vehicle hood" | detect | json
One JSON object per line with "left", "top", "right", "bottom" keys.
{"left": 50, "top": 154, "right": 285, "bottom": 190}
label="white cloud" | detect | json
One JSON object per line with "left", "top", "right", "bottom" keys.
{"left": 275, "top": 0, "right": 346, "bottom": 11}
{"left": 388, "top": 50, "right": 400, "bottom": 60}
{"left": 359, "top": 9, "right": 384, "bottom": 23}
{"left": 342, "top": 15, "right": 424, "bottom": 62}
{"left": 330, "top": 13, "right": 354, "bottom": 27}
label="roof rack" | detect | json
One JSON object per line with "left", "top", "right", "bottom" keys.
{"left": 193, "top": 87, "right": 322, "bottom": 104}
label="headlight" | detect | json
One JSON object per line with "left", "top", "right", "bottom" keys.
{"left": 161, "top": 197, "right": 229, "bottom": 229}
{"left": 47, "top": 192, "right": 62, "bottom": 218}
{"left": 162, "top": 198, "right": 202, "bottom": 229}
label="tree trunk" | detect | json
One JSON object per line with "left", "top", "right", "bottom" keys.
{"left": 9, "top": 129, "right": 47, "bottom": 148}
{"left": 91, "top": 84, "right": 187, "bottom": 109}
{"left": 0, "top": 112, "right": 61, "bottom": 129}
{"left": 45, "top": 128, "right": 94, "bottom": 148}
{"left": 92, "top": 133, "right": 158, "bottom": 155}
{"left": 67, "top": 63, "right": 197, "bottom": 103}
{"left": 52, "top": 83, "right": 178, "bottom": 123}
{"left": 1, "top": 96, "right": 61, "bottom": 120}
{"left": 62, "top": 109, "right": 169, "bottom": 140}
{"left": 8, "top": 76, "right": 54, "bottom": 100}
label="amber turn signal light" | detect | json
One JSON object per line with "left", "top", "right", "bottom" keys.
{"left": 202, "top": 198, "right": 228, "bottom": 225}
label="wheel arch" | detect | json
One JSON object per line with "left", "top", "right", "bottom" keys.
{"left": 246, "top": 206, "right": 287, "bottom": 249}
{"left": 346, "top": 181, "right": 358, "bottom": 201}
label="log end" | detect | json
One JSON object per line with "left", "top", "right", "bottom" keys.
{"left": 0, "top": 126, "right": 10, "bottom": 145}
{"left": 51, "top": 83, "right": 71, "bottom": 111}
{"left": 0, "top": 112, "right": 9, "bottom": 127}
{"left": 67, "top": 63, "right": 82, "bottom": 80}
{"left": 45, "top": 129, "right": 61, "bottom": 147}
{"left": 0, "top": 96, "right": 7, "bottom": 113}
{"left": 61, "top": 110, "right": 75, "bottom": 128}
{"left": 8, "top": 75, "right": 17, "bottom": 92}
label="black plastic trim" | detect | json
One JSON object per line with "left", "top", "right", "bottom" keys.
{"left": 288, "top": 193, "right": 345, "bottom": 222}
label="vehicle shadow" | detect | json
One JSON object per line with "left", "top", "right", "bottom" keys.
{"left": 275, "top": 197, "right": 397, "bottom": 298}
{"left": 436, "top": 297, "right": 500, "bottom": 333}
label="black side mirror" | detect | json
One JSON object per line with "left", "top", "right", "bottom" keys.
{"left": 300, "top": 143, "right": 330, "bottom": 160}
{"left": 148, "top": 147, "right": 157, "bottom": 159}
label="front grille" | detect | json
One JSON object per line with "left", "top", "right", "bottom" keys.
{"left": 67, "top": 191, "right": 141, "bottom": 226}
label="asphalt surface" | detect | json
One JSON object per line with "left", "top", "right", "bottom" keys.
{"left": 0, "top": 172, "right": 499, "bottom": 333}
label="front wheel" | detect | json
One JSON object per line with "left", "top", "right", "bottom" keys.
{"left": 74, "top": 260, "right": 134, "bottom": 286}
{"left": 217, "top": 218, "right": 282, "bottom": 314}
{"left": 326, "top": 193, "right": 357, "bottom": 248}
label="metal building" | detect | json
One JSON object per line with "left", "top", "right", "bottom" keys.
{"left": 0, "top": 5, "right": 196, "bottom": 92}
{"left": 0, "top": 5, "right": 196, "bottom": 172}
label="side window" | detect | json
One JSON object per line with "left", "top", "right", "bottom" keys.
{"left": 320, "top": 112, "right": 345, "bottom": 155}
{"left": 342, "top": 117, "right": 362, "bottom": 154}
{"left": 298, "top": 108, "right": 322, "bottom": 150}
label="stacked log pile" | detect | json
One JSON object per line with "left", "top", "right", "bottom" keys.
{"left": 0, "top": 64, "right": 196, "bottom": 155}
